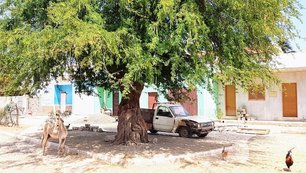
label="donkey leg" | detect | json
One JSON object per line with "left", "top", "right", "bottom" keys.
{"left": 57, "top": 139, "right": 61, "bottom": 155}
{"left": 42, "top": 135, "right": 49, "bottom": 155}
{"left": 61, "top": 138, "right": 66, "bottom": 154}
{"left": 41, "top": 134, "right": 44, "bottom": 147}
{"left": 41, "top": 134, "right": 45, "bottom": 155}
{"left": 58, "top": 138, "right": 66, "bottom": 155}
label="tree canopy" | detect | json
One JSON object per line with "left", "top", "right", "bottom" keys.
{"left": 0, "top": 0, "right": 301, "bottom": 96}
{"left": 0, "top": 0, "right": 301, "bottom": 144}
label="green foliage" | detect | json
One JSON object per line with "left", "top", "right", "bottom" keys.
{"left": 216, "top": 107, "right": 223, "bottom": 120}
{"left": 0, "top": 0, "right": 301, "bottom": 99}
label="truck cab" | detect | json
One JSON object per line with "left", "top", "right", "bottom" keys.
{"left": 143, "top": 103, "right": 214, "bottom": 138}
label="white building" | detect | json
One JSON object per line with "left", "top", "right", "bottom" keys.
{"left": 38, "top": 81, "right": 100, "bottom": 116}
{"left": 218, "top": 52, "right": 306, "bottom": 120}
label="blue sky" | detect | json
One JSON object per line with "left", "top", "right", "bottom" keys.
{"left": 292, "top": 0, "right": 306, "bottom": 52}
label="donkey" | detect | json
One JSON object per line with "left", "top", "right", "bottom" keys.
{"left": 41, "top": 115, "right": 68, "bottom": 155}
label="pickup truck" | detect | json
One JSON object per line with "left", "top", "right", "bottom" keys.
{"left": 141, "top": 103, "right": 214, "bottom": 138}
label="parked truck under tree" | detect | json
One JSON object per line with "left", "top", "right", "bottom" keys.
{"left": 141, "top": 103, "right": 215, "bottom": 138}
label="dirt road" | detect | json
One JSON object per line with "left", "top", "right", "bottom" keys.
{"left": 1, "top": 123, "right": 306, "bottom": 173}
{"left": 198, "top": 133, "right": 306, "bottom": 173}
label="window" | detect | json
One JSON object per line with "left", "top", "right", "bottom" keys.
{"left": 248, "top": 85, "right": 265, "bottom": 100}
{"left": 169, "top": 106, "right": 190, "bottom": 117}
{"left": 157, "top": 106, "right": 172, "bottom": 117}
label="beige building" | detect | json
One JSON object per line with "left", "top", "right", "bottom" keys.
{"left": 218, "top": 52, "right": 306, "bottom": 120}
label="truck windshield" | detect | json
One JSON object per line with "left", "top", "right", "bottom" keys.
{"left": 169, "top": 106, "right": 190, "bottom": 117}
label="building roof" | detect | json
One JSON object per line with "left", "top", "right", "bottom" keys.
{"left": 275, "top": 52, "right": 306, "bottom": 71}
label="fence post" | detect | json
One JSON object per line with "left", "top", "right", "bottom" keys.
{"left": 15, "top": 104, "right": 19, "bottom": 126}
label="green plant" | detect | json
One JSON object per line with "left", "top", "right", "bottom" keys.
{"left": 216, "top": 107, "right": 223, "bottom": 120}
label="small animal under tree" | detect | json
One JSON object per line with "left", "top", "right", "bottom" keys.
{"left": 285, "top": 147, "right": 294, "bottom": 171}
{"left": 221, "top": 146, "right": 228, "bottom": 160}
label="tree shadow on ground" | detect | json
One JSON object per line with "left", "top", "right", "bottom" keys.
{"left": 28, "top": 130, "right": 231, "bottom": 159}
{"left": 0, "top": 138, "right": 108, "bottom": 171}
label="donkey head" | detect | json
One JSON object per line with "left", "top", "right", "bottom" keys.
{"left": 55, "top": 115, "right": 64, "bottom": 129}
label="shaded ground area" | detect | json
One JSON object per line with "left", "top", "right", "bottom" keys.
{"left": 0, "top": 127, "right": 250, "bottom": 173}
{"left": 21, "top": 114, "right": 236, "bottom": 158}
{"left": 0, "top": 136, "right": 111, "bottom": 173}
{"left": 28, "top": 130, "right": 234, "bottom": 158}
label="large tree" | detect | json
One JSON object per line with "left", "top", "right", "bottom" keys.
{"left": 0, "top": 0, "right": 301, "bottom": 144}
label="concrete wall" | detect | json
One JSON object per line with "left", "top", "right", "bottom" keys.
{"left": 218, "top": 70, "right": 306, "bottom": 120}
{"left": 72, "top": 92, "right": 100, "bottom": 115}
{"left": 39, "top": 81, "right": 101, "bottom": 115}
{"left": 0, "top": 96, "right": 26, "bottom": 108}
{"left": 71, "top": 86, "right": 100, "bottom": 115}
{"left": 39, "top": 84, "right": 55, "bottom": 114}
{"left": 0, "top": 96, "right": 30, "bottom": 115}
{"left": 197, "top": 86, "right": 216, "bottom": 119}
{"left": 139, "top": 86, "right": 168, "bottom": 108}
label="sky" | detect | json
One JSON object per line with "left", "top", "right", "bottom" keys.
{"left": 292, "top": 0, "right": 306, "bottom": 52}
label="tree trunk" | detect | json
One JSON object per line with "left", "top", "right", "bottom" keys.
{"left": 113, "top": 83, "right": 149, "bottom": 145}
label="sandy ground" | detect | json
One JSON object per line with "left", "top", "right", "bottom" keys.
{"left": 26, "top": 130, "right": 236, "bottom": 157}
{"left": 1, "top": 115, "right": 306, "bottom": 173}
{"left": 1, "top": 130, "right": 305, "bottom": 173}
{"left": 201, "top": 133, "right": 306, "bottom": 173}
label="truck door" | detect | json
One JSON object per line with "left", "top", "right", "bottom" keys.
{"left": 153, "top": 106, "right": 175, "bottom": 132}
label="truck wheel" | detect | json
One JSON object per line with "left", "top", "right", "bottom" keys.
{"left": 150, "top": 129, "right": 158, "bottom": 134}
{"left": 197, "top": 133, "right": 208, "bottom": 138}
{"left": 178, "top": 127, "right": 192, "bottom": 138}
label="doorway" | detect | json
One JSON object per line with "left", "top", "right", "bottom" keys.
{"left": 282, "top": 83, "right": 297, "bottom": 117}
{"left": 60, "top": 92, "right": 67, "bottom": 113}
{"left": 148, "top": 92, "right": 158, "bottom": 109}
{"left": 225, "top": 85, "right": 236, "bottom": 116}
